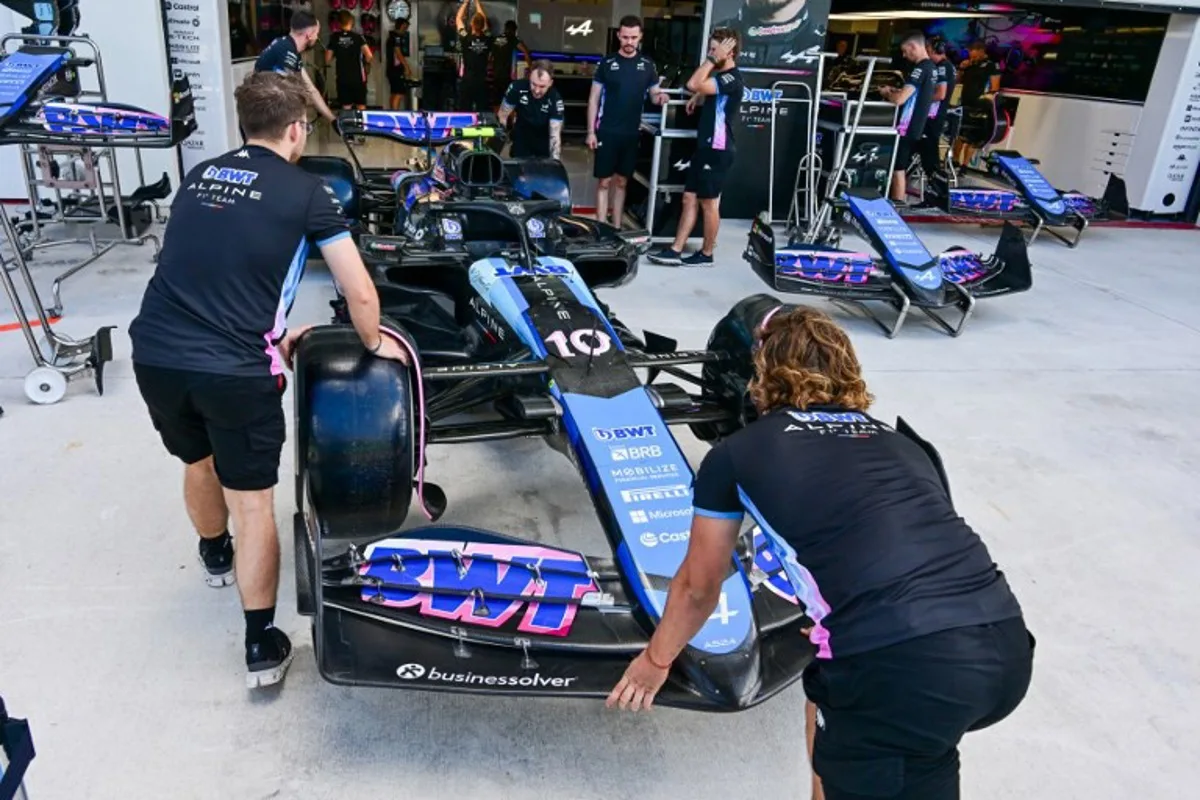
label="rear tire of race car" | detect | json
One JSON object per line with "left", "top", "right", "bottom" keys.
{"left": 691, "top": 293, "right": 792, "bottom": 443}
{"left": 293, "top": 323, "right": 416, "bottom": 543}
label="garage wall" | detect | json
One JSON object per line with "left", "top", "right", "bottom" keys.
{"left": 1002, "top": 93, "right": 1140, "bottom": 199}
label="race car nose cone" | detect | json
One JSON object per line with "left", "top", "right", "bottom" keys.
{"left": 681, "top": 646, "right": 763, "bottom": 709}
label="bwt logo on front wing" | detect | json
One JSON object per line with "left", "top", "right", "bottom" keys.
{"left": 620, "top": 484, "right": 690, "bottom": 503}
{"left": 396, "top": 664, "right": 578, "bottom": 688}
{"left": 593, "top": 425, "right": 657, "bottom": 442}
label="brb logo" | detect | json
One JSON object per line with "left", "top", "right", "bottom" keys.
{"left": 610, "top": 445, "right": 661, "bottom": 462}
{"left": 360, "top": 539, "right": 598, "bottom": 637}
{"left": 593, "top": 425, "right": 656, "bottom": 442}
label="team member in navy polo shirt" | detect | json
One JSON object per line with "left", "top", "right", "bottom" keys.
{"left": 498, "top": 60, "right": 565, "bottom": 159}
{"left": 253, "top": 10, "right": 336, "bottom": 126}
{"left": 129, "top": 73, "right": 408, "bottom": 690}
{"left": 607, "top": 307, "right": 1035, "bottom": 800}
{"left": 647, "top": 28, "right": 744, "bottom": 267}
{"left": 586, "top": 15, "right": 668, "bottom": 228}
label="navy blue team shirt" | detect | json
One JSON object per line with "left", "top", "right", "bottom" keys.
{"left": 691, "top": 406, "right": 1023, "bottom": 660}
{"left": 592, "top": 52, "right": 659, "bottom": 135}
{"left": 129, "top": 145, "right": 351, "bottom": 377}
{"left": 255, "top": 35, "right": 302, "bottom": 74}
{"left": 696, "top": 67, "right": 745, "bottom": 153}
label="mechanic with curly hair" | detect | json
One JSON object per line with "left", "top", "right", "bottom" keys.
{"left": 606, "top": 306, "right": 1035, "bottom": 800}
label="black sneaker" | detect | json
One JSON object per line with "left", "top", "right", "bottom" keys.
{"left": 680, "top": 251, "right": 715, "bottom": 267}
{"left": 647, "top": 246, "right": 683, "bottom": 265}
{"left": 245, "top": 627, "right": 294, "bottom": 689}
{"left": 198, "top": 534, "right": 234, "bottom": 588}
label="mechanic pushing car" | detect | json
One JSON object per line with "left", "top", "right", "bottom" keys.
{"left": 879, "top": 29, "right": 935, "bottom": 204}
{"left": 253, "top": 10, "right": 337, "bottom": 128}
{"left": 607, "top": 306, "right": 1035, "bottom": 800}
{"left": 455, "top": 0, "right": 493, "bottom": 112}
{"left": 587, "top": 15, "right": 669, "bottom": 229}
{"left": 647, "top": 28, "right": 744, "bottom": 267}
{"left": 128, "top": 72, "right": 409, "bottom": 690}
{"left": 498, "top": 59, "right": 565, "bottom": 159}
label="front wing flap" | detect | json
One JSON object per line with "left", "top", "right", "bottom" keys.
{"left": 309, "top": 524, "right": 816, "bottom": 711}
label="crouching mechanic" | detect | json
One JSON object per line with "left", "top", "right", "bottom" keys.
{"left": 647, "top": 28, "right": 743, "bottom": 267}
{"left": 606, "top": 306, "right": 1036, "bottom": 800}
{"left": 128, "top": 72, "right": 409, "bottom": 689}
{"left": 498, "top": 59, "right": 564, "bottom": 159}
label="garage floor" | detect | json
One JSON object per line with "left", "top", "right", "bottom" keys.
{"left": 2, "top": 209, "right": 1198, "bottom": 799}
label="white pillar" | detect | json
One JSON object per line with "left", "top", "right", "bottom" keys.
{"left": 1124, "top": 13, "right": 1200, "bottom": 219}
{"left": 161, "top": 0, "right": 237, "bottom": 173}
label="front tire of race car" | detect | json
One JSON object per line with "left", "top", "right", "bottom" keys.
{"left": 293, "top": 322, "right": 417, "bottom": 543}
{"left": 691, "top": 293, "right": 791, "bottom": 443}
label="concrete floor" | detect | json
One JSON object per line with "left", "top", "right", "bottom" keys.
{"left": 2, "top": 201, "right": 1199, "bottom": 799}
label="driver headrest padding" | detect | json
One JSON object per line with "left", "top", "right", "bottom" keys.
{"left": 455, "top": 150, "right": 505, "bottom": 188}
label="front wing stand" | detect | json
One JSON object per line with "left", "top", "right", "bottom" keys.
{"left": 828, "top": 283, "right": 912, "bottom": 339}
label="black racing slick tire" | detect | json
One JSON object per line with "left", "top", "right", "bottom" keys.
{"left": 691, "top": 294, "right": 793, "bottom": 443}
{"left": 293, "top": 323, "right": 416, "bottom": 543}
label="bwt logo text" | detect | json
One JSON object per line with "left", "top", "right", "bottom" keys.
{"left": 592, "top": 425, "right": 656, "bottom": 442}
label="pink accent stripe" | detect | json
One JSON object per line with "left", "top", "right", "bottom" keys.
{"left": 379, "top": 325, "right": 433, "bottom": 521}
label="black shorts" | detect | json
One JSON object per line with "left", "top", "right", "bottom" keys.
{"left": 684, "top": 149, "right": 733, "bottom": 200}
{"left": 459, "top": 79, "right": 490, "bottom": 112}
{"left": 803, "top": 617, "right": 1035, "bottom": 800}
{"left": 593, "top": 131, "right": 639, "bottom": 179}
{"left": 895, "top": 136, "right": 919, "bottom": 172}
{"left": 387, "top": 70, "right": 409, "bottom": 94}
{"left": 337, "top": 77, "right": 367, "bottom": 107}
{"left": 134, "top": 363, "right": 287, "bottom": 492}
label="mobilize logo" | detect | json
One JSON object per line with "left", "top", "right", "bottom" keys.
{"left": 639, "top": 531, "right": 689, "bottom": 547}
{"left": 610, "top": 463, "right": 680, "bottom": 483}
{"left": 395, "top": 663, "right": 578, "bottom": 688}
{"left": 621, "top": 484, "right": 689, "bottom": 503}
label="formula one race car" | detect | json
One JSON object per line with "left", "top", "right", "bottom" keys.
{"left": 299, "top": 109, "right": 572, "bottom": 239}
{"left": 291, "top": 196, "right": 846, "bottom": 711}
{"left": 747, "top": 188, "right": 1033, "bottom": 337}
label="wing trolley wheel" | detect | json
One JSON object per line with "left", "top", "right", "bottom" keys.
{"left": 24, "top": 367, "right": 67, "bottom": 405}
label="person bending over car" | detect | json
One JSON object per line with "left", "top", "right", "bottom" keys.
{"left": 607, "top": 306, "right": 1035, "bottom": 800}
{"left": 129, "top": 72, "right": 408, "bottom": 690}
{"left": 647, "top": 28, "right": 743, "bottom": 267}
{"left": 498, "top": 60, "right": 565, "bottom": 159}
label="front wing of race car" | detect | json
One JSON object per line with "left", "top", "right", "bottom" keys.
{"left": 299, "top": 519, "right": 816, "bottom": 710}
{"left": 745, "top": 192, "right": 1032, "bottom": 337}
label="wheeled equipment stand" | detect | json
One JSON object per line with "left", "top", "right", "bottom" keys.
{"left": 0, "top": 208, "right": 112, "bottom": 406}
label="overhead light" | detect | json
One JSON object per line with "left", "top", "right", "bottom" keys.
{"left": 828, "top": 11, "right": 1010, "bottom": 19}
